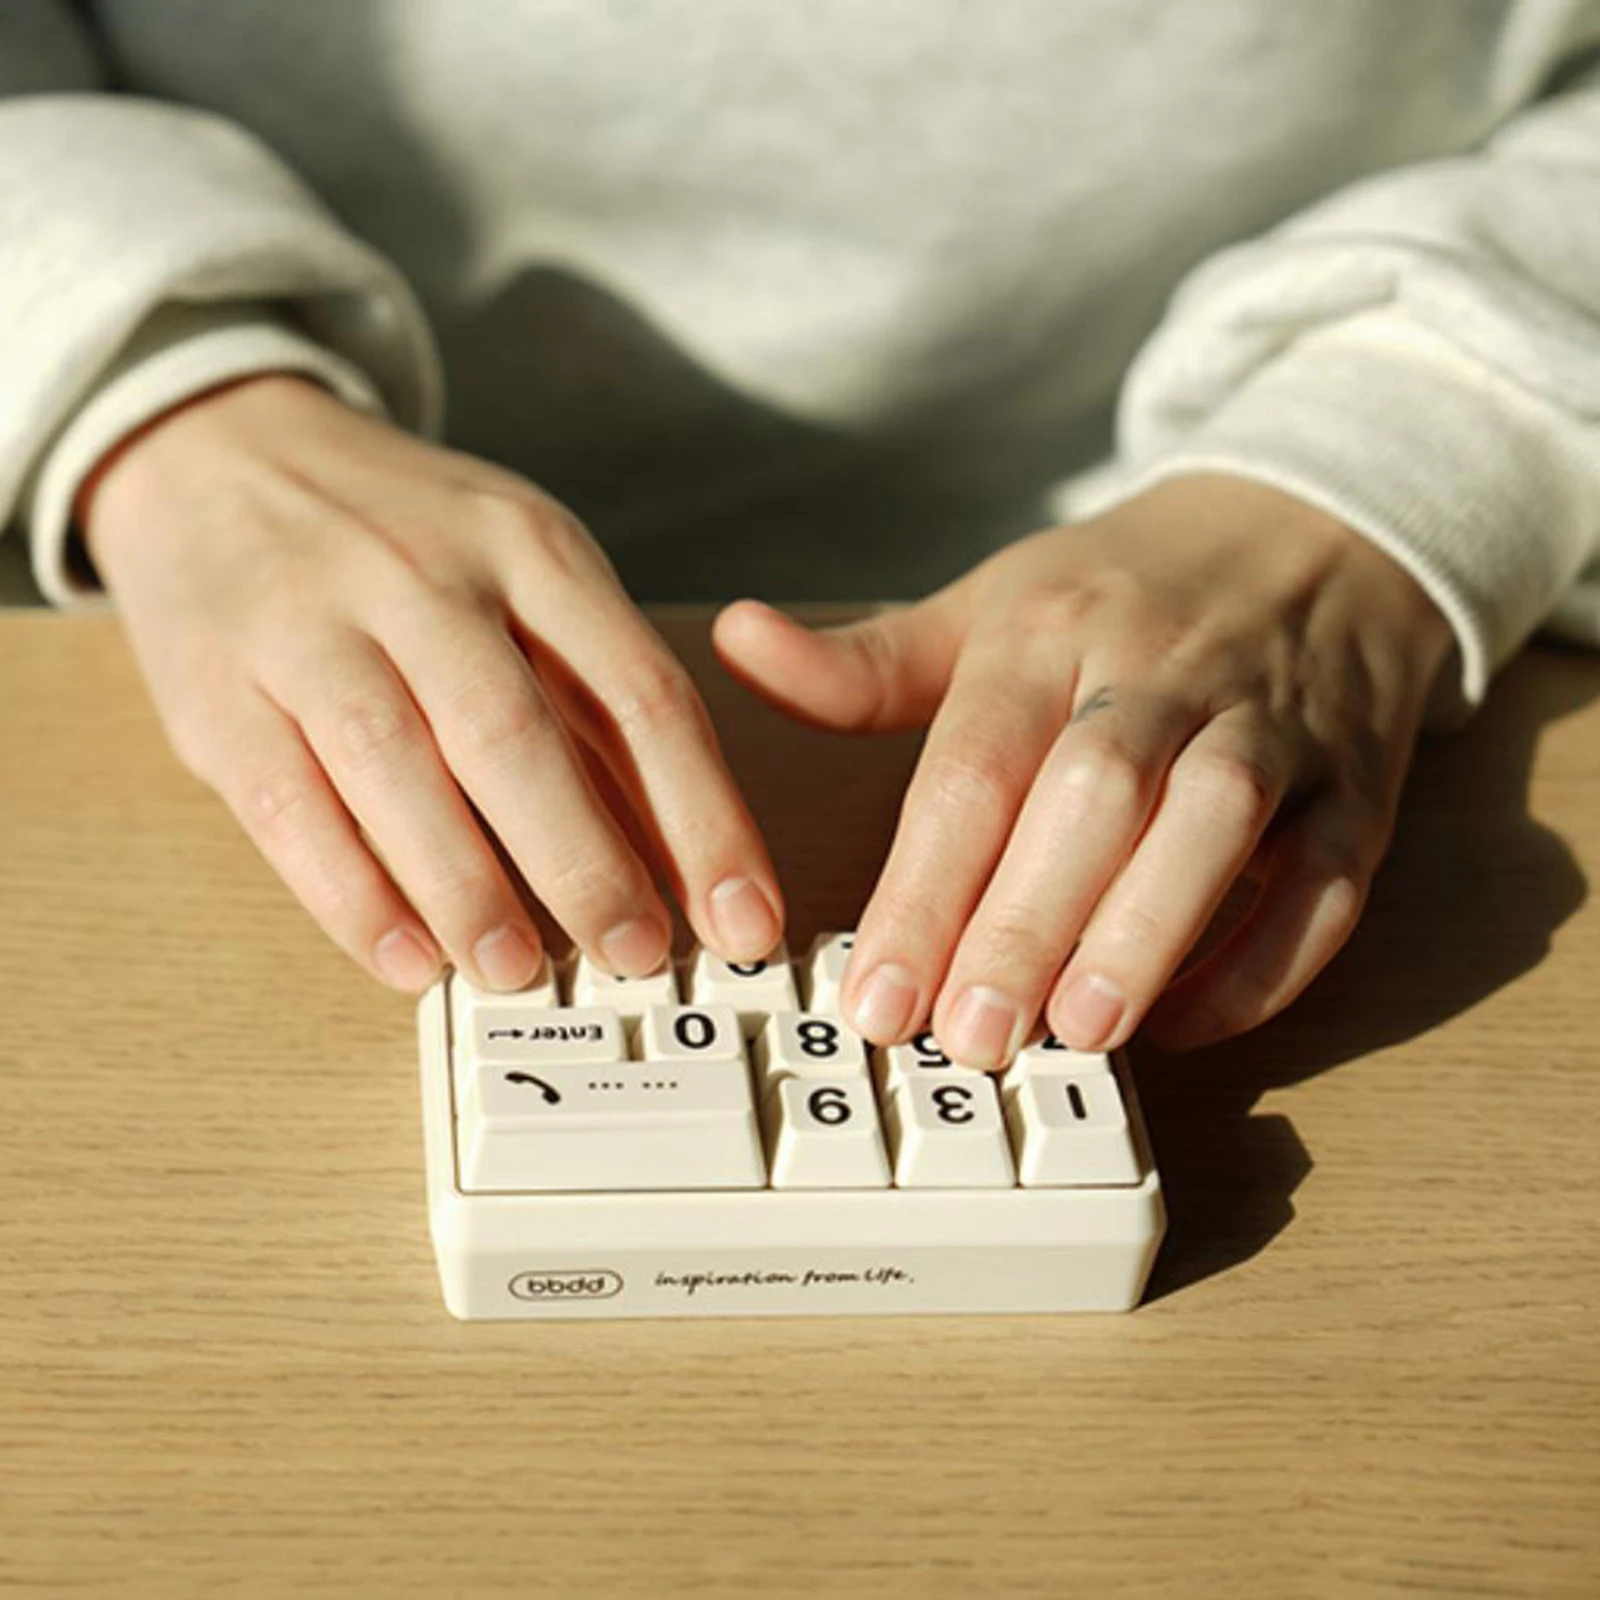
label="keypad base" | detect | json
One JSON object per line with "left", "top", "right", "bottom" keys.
{"left": 418, "top": 984, "right": 1166, "bottom": 1319}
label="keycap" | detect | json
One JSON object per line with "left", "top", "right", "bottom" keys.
{"left": 764, "top": 1076, "right": 891, "bottom": 1188}
{"left": 568, "top": 951, "right": 680, "bottom": 1019}
{"left": 417, "top": 939, "right": 1169, "bottom": 1318}
{"left": 635, "top": 1003, "right": 745, "bottom": 1065}
{"left": 998, "top": 1035, "right": 1114, "bottom": 1103}
{"left": 883, "top": 1074, "right": 1016, "bottom": 1187}
{"left": 801, "top": 931, "right": 856, "bottom": 1015}
{"left": 454, "top": 1001, "right": 625, "bottom": 1098}
{"left": 752, "top": 1011, "right": 869, "bottom": 1096}
{"left": 459, "top": 1054, "right": 766, "bottom": 1191}
{"left": 449, "top": 956, "right": 560, "bottom": 1045}
{"left": 1004, "top": 1070, "right": 1142, "bottom": 1187}
{"left": 873, "top": 1028, "right": 989, "bottom": 1100}
{"left": 686, "top": 944, "right": 799, "bottom": 1034}
{"left": 467, "top": 1005, "right": 627, "bottom": 1065}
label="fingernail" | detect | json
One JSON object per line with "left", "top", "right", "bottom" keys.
{"left": 598, "top": 915, "right": 670, "bottom": 978}
{"left": 374, "top": 926, "right": 442, "bottom": 991}
{"left": 708, "top": 876, "right": 779, "bottom": 959}
{"left": 945, "top": 984, "right": 1022, "bottom": 1069}
{"left": 850, "top": 962, "right": 919, "bottom": 1041}
{"left": 471, "top": 924, "right": 543, "bottom": 991}
{"left": 1055, "top": 970, "right": 1125, "bottom": 1050}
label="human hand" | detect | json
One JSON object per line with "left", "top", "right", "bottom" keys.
{"left": 82, "top": 375, "right": 782, "bottom": 992}
{"left": 712, "top": 473, "right": 1454, "bottom": 1063}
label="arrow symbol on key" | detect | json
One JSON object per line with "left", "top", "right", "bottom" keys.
{"left": 486, "top": 1027, "right": 526, "bottom": 1041}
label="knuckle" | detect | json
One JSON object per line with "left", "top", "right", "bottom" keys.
{"left": 233, "top": 766, "right": 319, "bottom": 842}
{"left": 970, "top": 907, "right": 1059, "bottom": 974}
{"left": 1210, "top": 968, "right": 1277, "bottom": 1028}
{"left": 379, "top": 557, "right": 497, "bottom": 627}
{"left": 1324, "top": 716, "right": 1392, "bottom": 795}
{"left": 1178, "top": 750, "right": 1279, "bottom": 828}
{"left": 1297, "top": 806, "right": 1388, "bottom": 886}
{"left": 919, "top": 742, "right": 1029, "bottom": 818}
{"left": 1093, "top": 898, "right": 1167, "bottom": 957}
{"left": 857, "top": 886, "right": 939, "bottom": 950}
{"left": 1319, "top": 875, "right": 1366, "bottom": 936}
{"left": 330, "top": 688, "right": 415, "bottom": 765}
{"left": 407, "top": 857, "right": 505, "bottom": 920}
{"left": 603, "top": 656, "right": 703, "bottom": 738}
{"left": 1011, "top": 585, "right": 1101, "bottom": 643}
{"left": 448, "top": 674, "right": 551, "bottom": 758}
{"left": 539, "top": 845, "right": 639, "bottom": 917}
{"left": 833, "top": 622, "right": 901, "bottom": 728}
{"left": 471, "top": 488, "right": 586, "bottom": 574}
{"left": 1169, "top": 996, "right": 1243, "bottom": 1044}
{"left": 315, "top": 866, "right": 390, "bottom": 937}
{"left": 1300, "top": 838, "right": 1375, "bottom": 906}
{"left": 1054, "top": 737, "right": 1150, "bottom": 817}
{"left": 848, "top": 619, "right": 897, "bottom": 682}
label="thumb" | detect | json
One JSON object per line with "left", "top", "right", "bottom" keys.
{"left": 711, "top": 592, "right": 969, "bottom": 733}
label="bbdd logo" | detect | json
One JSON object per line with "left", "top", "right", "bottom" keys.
{"left": 509, "top": 1269, "right": 623, "bottom": 1301}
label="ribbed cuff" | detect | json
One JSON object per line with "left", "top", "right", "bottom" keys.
{"left": 26, "top": 301, "right": 385, "bottom": 609}
{"left": 1109, "top": 308, "right": 1600, "bottom": 725}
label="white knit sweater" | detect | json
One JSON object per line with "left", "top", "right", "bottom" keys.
{"left": 4, "top": 1, "right": 1600, "bottom": 722}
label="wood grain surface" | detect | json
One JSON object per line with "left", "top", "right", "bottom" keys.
{"left": 2, "top": 608, "right": 1597, "bottom": 1599}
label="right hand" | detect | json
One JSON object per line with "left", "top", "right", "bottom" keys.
{"left": 81, "top": 374, "right": 783, "bottom": 993}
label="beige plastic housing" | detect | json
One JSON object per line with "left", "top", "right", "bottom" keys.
{"left": 416, "top": 983, "right": 1165, "bottom": 1321}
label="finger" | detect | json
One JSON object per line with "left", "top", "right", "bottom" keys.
{"left": 174, "top": 682, "right": 445, "bottom": 992}
{"left": 502, "top": 580, "right": 786, "bottom": 963}
{"left": 928, "top": 682, "right": 1203, "bottom": 1068}
{"left": 837, "top": 630, "right": 1078, "bottom": 1051}
{"left": 373, "top": 605, "right": 681, "bottom": 977}
{"left": 263, "top": 631, "right": 552, "bottom": 990}
{"left": 711, "top": 591, "right": 971, "bottom": 733}
{"left": 1041, "top": 709, "right": 1298, "bottom": 1053}
{"left": 1140, "top": 779, "right": 1390, "bottom": 1051}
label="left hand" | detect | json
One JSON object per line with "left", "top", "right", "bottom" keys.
{"left": 712, "top": 472, "right": 1455, "bottom": 1065}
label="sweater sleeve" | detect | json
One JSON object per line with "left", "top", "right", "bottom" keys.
{"left": 0, "top": 3, "right": 444, "bottom": 606}
{"left": 1109, "top": 61, "right": 1600, "bottom": 724}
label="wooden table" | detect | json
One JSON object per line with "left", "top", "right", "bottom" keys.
{"left": 3, "top": 608, "right": 1597, "bottom": 1599}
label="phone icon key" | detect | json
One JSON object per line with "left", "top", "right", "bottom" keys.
{"left": 503, "top": 1071, "right": 562, "bottom": 1105}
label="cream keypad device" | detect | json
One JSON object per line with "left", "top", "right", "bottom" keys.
{"left": 416, "top": 933, "right": 1166, "bottom": 1319}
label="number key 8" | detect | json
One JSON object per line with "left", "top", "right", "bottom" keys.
{"left": 753, "top": 1012, "right": 870, "bottom": 1096}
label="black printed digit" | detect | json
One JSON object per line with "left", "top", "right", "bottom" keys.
{"left": 797, "top": 1019, "right": 840, "bottom": 1059}
{"left": 807, "top": 1085, "right": 853, "bottom": 1126}
{"left": 1065, "top": 1081, "right": 1088, "bottom": 1120}
{"left": 673, "top": 1010, "right": 716, "bottom": 1051}
{"left": 1041, "top": 1034, "right": 1070, "bottom": 1052}
{"left": 931, "top": 1084, "right": 975, "bottom": 1124}
{"left": 911, "top": 1029, "right": 950, "bottom": 1066}
{"left": 728, "top": 960, "right": 767, "bottom": 977}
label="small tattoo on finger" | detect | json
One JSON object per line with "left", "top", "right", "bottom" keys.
{"left": 1072, "top": 686, "right": 1114, "bottom": 724}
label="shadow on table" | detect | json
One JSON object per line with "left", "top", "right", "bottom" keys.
{"left": 1139, "top": 640, "right": 1600, "bottom": 1301}
{"left": 647, "top": 614, "right": 1599, "bottom": 1306}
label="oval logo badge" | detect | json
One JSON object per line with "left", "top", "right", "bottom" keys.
{"left": 509, "top": 1269, "right": 623, "bottom": 1301}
